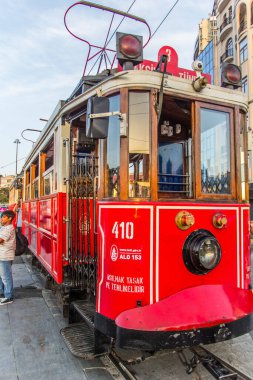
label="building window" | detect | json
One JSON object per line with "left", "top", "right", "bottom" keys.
{"left": 239, "top": 37, "right": 248, "bottom": 63}
{"left": 239, "top": 3, "right": 247, "bottom": 34}
{"left": 197, "top": 40, "right": 214, "bottom": 84}
{"left": 251, "top": 2, "right": 253, "bottom": 25}
{"left": 242, "top": 76, "right": 248, "bottom": 93}
{"left": 226, "top": 37, "right": 233, "bottom": 57}
{"left": 228, "top": 6, "right": 232, "bottom": 19}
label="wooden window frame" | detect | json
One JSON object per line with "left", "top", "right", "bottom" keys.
{"left": 43, "top": 168, "right": 54, "bottom": 196}
{"left": 195, "top": 102, "right": 236, "bottom": 200}
{"left": 126, "top": 90, "right": 151, "bottom": 200}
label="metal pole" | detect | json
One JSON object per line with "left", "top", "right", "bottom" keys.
{"left": 63, "top": 137, "right": 70, "bottom": 262}
{"left": 13, "top": 139, "right": 21, "bottom": 176}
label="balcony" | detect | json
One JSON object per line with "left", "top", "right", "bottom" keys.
{"left": 217, "top": 0, "right": 230, "bottom": 13}
{"left": 220, "top": 48, "right": 234, "bottom": 63}
{"left": 220, "top": 17, "right": 233, "bottom": 41}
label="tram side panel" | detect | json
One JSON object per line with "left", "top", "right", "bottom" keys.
{"left": 157, "top": 204, "right": 251, "bottom": 302}
{"left": 97, "top": 204, "right": 153, "bottom": 320}
{"left": 96, "top": 202, "right": 251, "bottom": 323}
{"left": 242, "top": 207, "right": 251, "bottom": 288}
{"left": 23, "top": 193, "right": 66, "bottom": 283}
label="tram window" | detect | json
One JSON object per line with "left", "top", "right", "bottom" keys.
{"left": 31, "top": 157, "right": 39, "bottom": 199}
{"left": 240, "top": 111, "right": 247, "bottom": 200}
{"left": 128, "top": 92, "right": 150, "bottom": 198}
{"left": 25, "top": 170, "right": 30, "bottom": 200}
{"left": 159, "top": 143, "right": 184, "bottom": 192}
{"left": 41, "top": 138, "right": 54, "bottom": 196}
{"left": 44, "top": 139, "right": 54, "bottom": 170}
{"left": 32, "top": 179, "right": 39, "bottom": 199}
{"left": 54, "top": 127, "right": 59, "bottom": 191}
{"left": 44, "top": 171, "right": 53, "bottom": 196}
{"left": 105, "top": 94, "right": 120, "bottom": 198}
{"left": 158, "top": 97, "right": 192, "bottom": 197}
{"left": 200, "top": 109, "right": 230, "bottom": 194}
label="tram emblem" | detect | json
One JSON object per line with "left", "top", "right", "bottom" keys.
{"left": 79, "top": 216, "right": 88, "bottom": 235}
{"left": 110, "top": 245, "right": 118, "bottom": 261}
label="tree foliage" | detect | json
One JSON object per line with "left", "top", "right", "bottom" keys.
{"left": 0, "top": 188, "right": 9, "bottom": 204}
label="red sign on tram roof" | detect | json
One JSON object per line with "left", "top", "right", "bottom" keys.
{"left": 120, "top": 45, "right": 212, "bottom": 84}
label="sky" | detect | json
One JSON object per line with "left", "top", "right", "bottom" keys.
{"left": 0, "top": 0, "right": 214, "bottom": 176}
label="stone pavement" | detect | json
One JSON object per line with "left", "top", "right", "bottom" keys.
{"left": 0, "top": 255, "right": 108, "bottom": 380}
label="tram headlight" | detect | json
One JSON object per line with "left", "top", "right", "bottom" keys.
{"left": 116, "top": 32, "right": 143, "bottom": 70}
{"left": 183, "top": 230, "right": 221, "bottom": 274}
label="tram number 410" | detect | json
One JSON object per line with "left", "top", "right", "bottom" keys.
{"left": 112, "top": 221, "right": 134, "bottom": 240}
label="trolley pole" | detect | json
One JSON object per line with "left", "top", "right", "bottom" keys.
{"left": 13, "top": 139, "right": 21, "bottom": 176}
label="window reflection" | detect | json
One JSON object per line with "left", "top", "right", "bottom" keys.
{"left": 44, "top": 171, "right": 53, "bottom": 196}
{"left": 158, "top": 143, "right": 184, "bottom": 192}
{"left": 201, "top": 109, "right": 230, "bottom": 194}
{"left": 128, "top": 92, "right": 150, "bottom": 198}
{"left": 106, "top": 95, "right": 120, "bottom": 198}
{"left": 32, "top": 179, "right": 39, "bottom": 199}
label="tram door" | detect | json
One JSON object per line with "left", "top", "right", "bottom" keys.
{"left": 68, "top": 126, "right": 98, "bottom": 296}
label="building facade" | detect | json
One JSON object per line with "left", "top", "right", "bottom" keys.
{"left": 0, "top": 175, "right": 15, "bottom": 189}
{"left": 194, "top": 15, "right": 218, "bottom": 84}
{"left": 195, "top": 0, "right": 253, "bottom": 209}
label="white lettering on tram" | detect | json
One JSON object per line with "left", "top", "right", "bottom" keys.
{"left": 105, "top": 274, "right": 145, "bottom": 293}
{"left": 112, "top": 221, "right": 134, "bottom": 239}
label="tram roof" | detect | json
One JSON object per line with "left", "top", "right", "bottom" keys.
{"left": 23, "top": 69, "right": 248, "bottom": 168}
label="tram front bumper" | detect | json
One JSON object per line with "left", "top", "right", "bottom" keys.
{"left": 115, "top": 285, "right": 253, "bottom": 350}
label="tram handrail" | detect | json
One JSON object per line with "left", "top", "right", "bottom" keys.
{"left": 64, "top": 137, "right": 70, "bottom": 262}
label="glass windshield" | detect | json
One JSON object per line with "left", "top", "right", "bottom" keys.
{"left": 200, "top": 108, "right": 230, "bottom": 194}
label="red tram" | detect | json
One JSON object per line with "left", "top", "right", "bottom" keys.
{"left": 20, "top": 5, "right": 253, "bottom": 355}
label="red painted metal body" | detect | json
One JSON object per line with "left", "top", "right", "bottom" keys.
{"left": 8, "top": 203, "right": 17, "bottom": 229}
{"left": 23, "top": 193, "right": 253, "bottom": 333}
{"left": 97, "top": 201, "right": 252, "bottom": 330}
{"left": 23, "top": 193, "right": 66, "bottom": 283}
{"left": 23, "top": 195, "right": 95, "bottom": 284}
{"left": 71, "top": 198, "right": 95, "bottom": 259}
{"left": 116, "top": 285, "right": 253, "bottom": 331}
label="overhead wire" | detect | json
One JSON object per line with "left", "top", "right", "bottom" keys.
{"left": 104, "top": 0, "right": 137, "bottom": 48}
{"left": 0, "top": 157, "right": 27, "bottom": 170}
{"left": 150, "top": 0, "right": 180, "bottom": 40}
{"left": 87, "top": 0, "right": 137, "bottom": 75}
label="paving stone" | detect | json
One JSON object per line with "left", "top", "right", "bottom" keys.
{"left": 0, "top": 259, "right": 88, "bottom": 380}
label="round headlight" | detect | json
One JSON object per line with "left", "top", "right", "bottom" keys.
{"left": 183, "top": 230, "right": 221, "bottom": 274}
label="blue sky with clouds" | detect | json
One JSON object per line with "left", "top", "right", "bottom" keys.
{"left": 0, "top": 0, "right": 214, "bottom": 175}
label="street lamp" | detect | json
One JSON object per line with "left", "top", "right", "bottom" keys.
{"left": 13, "top": 138, "right": 21, "bottom": 176}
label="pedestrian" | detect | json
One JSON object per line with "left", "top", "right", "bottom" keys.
{"left": 0, "top": 210, "right": 16, "bottom": 305}
{"left": 14, "top": 199, "right": 22, "bottom": 233}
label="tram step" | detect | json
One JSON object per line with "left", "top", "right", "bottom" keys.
{"left": 70, "top": 300, "right": 95, "bottom": 328}
{"left": 60, "top": 322, "right": 95, "bottom": 359}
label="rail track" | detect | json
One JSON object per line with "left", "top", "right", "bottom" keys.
{"left": 188, "top": 345, "right": 253, "bottom": 380}
{"left": 99, "top": 345, "right": 253, "bottom": 380}
{"left": 100, "top": 351, "right": 139, "bottom": 380}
